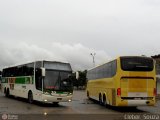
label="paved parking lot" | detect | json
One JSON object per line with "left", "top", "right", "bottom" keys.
{"left": 0, "top": 90, "right": 160, "bottom": 120}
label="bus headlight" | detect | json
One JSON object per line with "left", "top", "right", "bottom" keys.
{"left": 68, "top": 93, "right": 72, "bottom": 95}
{"left": 44, "top": 112, "right": 47, "bottom": 115}
{"left": 68, "top": 99, "right": 72, "bottom": 102}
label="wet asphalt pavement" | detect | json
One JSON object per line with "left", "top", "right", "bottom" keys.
{"left": 0, "top": 90, "right": 160, "bottom": 120}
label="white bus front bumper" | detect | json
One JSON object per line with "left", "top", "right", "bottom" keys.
{"left": 41, "top": 94, "right": 72, "bottom": 103}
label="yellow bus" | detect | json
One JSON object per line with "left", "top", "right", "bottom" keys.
{"left": 86, "top": 56, "right": 156, "bottom": 107}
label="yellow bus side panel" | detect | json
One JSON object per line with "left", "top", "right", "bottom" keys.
{"left": 87, "top": 77, "right": 115, "bottom": 105}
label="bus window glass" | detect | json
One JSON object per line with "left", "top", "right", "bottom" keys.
{"left": 87, "top": 60, "right": 117, "bottom": 80}
{"left": 60, "top": 72, "right": 73, "bottom": 90}
{"left": 120, "top": 57, "right": 153, "bottom": 71}
{"left": 44, "top": 70, "right": 59, "bottom": 90}
{"left": 35, "top": 68, "right": 42, "bottom": 90}
{"left": 44, "top": 70, "right": 72, "bottom": 91}
{"left": 44, "top": 62, "right": 71, "bottom": 71}
{"left": 35, "top": 61, "right": 42, "bottom": 68}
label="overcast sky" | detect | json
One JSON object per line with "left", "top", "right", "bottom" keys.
{"left": 0, "top": 0, "right": 160, "bottom": 70}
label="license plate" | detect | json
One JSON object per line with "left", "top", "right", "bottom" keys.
{"left": 57, "top": 98, "right": 62, "bottom": 100}
{"left": 134, "top": 97, "right": 141, "bottom": 100}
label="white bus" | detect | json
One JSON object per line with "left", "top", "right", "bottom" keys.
{"left": 1, "top": 60, "right": 73, "bottom": 104}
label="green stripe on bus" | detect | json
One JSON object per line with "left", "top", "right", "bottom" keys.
{"left": 15, "top": 76, "right": 33, "bottom": 84}
{"left": 1, "top": 76, "right": 34, "bottom": 84}
{"left": 15, "top": 77, "right": 25, "bottom": 84}
{"left": 56, "top": 91, "right": 64, "bottom": 94}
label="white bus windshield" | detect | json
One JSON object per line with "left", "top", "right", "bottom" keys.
{"left": 44, "top": 70, "right": 73, "bottom": 91}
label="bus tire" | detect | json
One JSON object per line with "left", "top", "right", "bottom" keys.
{"left": 99, "top": 94, "right": 103, "bottom": 105}
{"left": 103, "top": 94, "right": 107, "bottom": 106}
{"left": 28, "top": 91, "right": 33, "bottom": 104}
{"left": 87, "top": 91, "right": 90, "bottom": 99}
{"left": 4, "top": 88, "right": 6, "bottom": 94}
{"left": 6, "top": 88, "right": 10, "bottom": 97}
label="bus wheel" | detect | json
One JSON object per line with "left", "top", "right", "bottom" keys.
{"left": 4, "top": 88, "right": 6, "bottom": 95}
{"left": 28, "top": 91, "right": 33, "bottom": 104}
{"left": 103, "top": 95, "right": 107, "bottom": 106}
{"left": 99, "top": 94, "right": 103, "bottom": 105}
{"left": 87, "top": 91, "right": 90, "bottom": 99}
{"left": 6, "top": 88, "right": 10, "bottom": 97}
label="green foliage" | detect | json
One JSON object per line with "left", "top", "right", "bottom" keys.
{"left": 70, "top": 70, "right": 87, "bottom": 89}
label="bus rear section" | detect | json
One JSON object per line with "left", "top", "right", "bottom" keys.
{"left": 117, "top": 56, "right": 156, "bottom": 106}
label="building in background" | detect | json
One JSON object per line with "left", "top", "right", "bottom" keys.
{"left": 151, "top": 55, "right": 160, "bottom": 94}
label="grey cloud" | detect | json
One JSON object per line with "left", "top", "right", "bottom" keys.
{"left": 0, "top": 0, "right": 160, "bottom": 68}
{"left": 0, "top": 41, "right": 111, "bottom": 71}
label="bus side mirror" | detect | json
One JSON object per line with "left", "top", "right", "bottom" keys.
{"left": 76, "top": 71, "right": 79, "bottom": 80}
{"left": 41, "top": 68, "right": 45, "bottom": 77}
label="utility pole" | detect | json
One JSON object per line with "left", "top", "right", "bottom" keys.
{"left": 90, "top": 53, "right": 96, "bottom": 67}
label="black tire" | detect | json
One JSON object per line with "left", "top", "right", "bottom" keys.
{"left": 103, "top": 95, "right": 107, "bottom": 106}
{"left": 28, "top": 91, "right": 33, "bottom": 104}
{"left": 4, "top": 88, "right": 6, "bottom": 96}
{"left": 87, "top": 91, "right": 90, "bottom": 99}
{"left": 99, "top": 94, "right": 103, "bottom": 105}
{"left": 5, "top": 88, "right": 10, "bottom": 97}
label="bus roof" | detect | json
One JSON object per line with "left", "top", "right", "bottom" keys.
{"left": 87, "top": 58, "right": 115, "bottom": 71}
{"left": 3, "top": 60, "right": 70, "bottom": 69}
{"left": 87, "top": 55, "right": 153, "bottom": 71}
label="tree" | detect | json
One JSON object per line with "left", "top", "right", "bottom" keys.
{"left": 78, "top": 70, "right": 87, "bottom": 87}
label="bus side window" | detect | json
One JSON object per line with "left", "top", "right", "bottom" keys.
{"left": 35, "top": 68, "right": 42, "bottom": 90}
